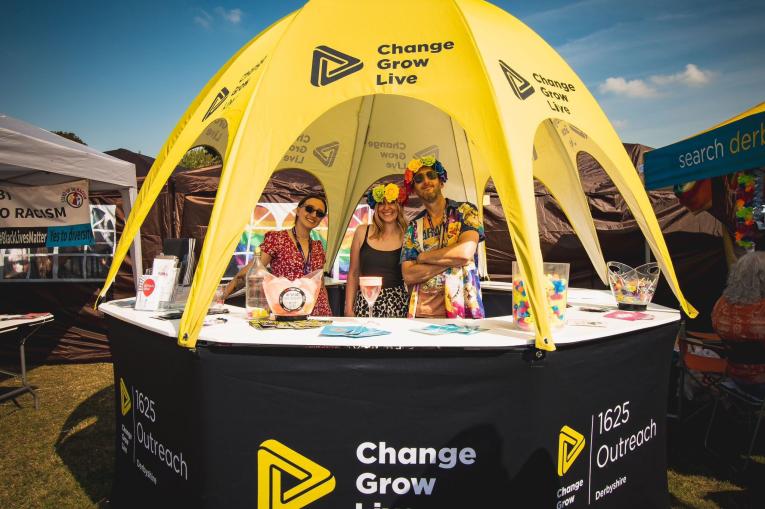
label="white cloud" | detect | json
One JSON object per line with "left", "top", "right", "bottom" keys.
{"left": 650, "top": 64, "right": 714, "bottom": 87}
{"left": 599, "top": 64, "right": 714, "bottom": 99}
{"left": 215, "top": 7, "right": 243, "bottom": 24}
{"left": 194, "top": 9, "right": 213, "bottom": 29}
{"left": 599, "top": 77, "right": 659, "bottom": 98}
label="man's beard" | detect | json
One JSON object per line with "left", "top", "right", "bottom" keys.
{"left": 418, "top": 188, "right": 440, "bottom": 203}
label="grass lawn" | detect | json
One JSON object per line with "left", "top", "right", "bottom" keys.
{"left": 0, "top": 363, "right": 113, "bottom": 509}
{"left": 0, "top": 362, "right": 763, "bottom": 508}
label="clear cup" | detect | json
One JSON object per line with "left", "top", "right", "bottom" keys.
{"left": 211, "top": 283, "right": 226, "bottom": 310}
{"left": 359, "top": 276, "right": 383, "bottom": 325}
{"left": 512, "top": 262, "right": 570, "bottom": 331}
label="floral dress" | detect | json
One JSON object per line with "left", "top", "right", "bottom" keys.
{"left": 400, "top": 199, "right": 485, "bottom": 319}
{"left": 260, "top": 229, "right": 332, "bottom": 316}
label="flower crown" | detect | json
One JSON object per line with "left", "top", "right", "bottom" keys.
{"left": 366, "top": 183, "right": 405, "bottom": 209}
{"left": 403, "top": 156, "right": 448, "bottom": 194}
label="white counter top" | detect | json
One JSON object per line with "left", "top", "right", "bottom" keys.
{"left": 99, "top": 288, "right": 680, "bottom": 349}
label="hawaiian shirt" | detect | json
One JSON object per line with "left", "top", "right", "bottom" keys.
{"left": 400, "top": 199, "right": 485, "bottom": 319}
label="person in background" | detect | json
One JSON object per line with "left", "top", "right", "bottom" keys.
{"left": 345, "top": 182, "right": 408, "bottom": 318}
{"left": 3, "top": 249, "right": 30, "bottom": 279}
{"left": 711, "top": 243, "right": 765, "bottom": 398}
{"left": 34, "top": 248, "right": 53, "bottom": 279}
{"left": 224, "top": 194, "right": 332, "bottom": 316}
{"left": 400, "top": 156, "right": 485, "bottom": 319}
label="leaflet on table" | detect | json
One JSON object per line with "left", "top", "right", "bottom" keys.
{"left": 412, "top": 324, "right": 486, "bottom": 335}
{"left": 153, "top": 256, "right": 179, "bottom": 304}
{"left": 249, "top": 318, "right": 332, "bottom": 329}
{"left": 319, "top": 325, "right": 391, "bottom": 338}
{"left": 134, "top": 256, "right": 179, "bottom": 311}
{"left": 135, "top": 275, "right": 161, "bottom": 310}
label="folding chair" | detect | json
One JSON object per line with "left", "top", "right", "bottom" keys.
{"left": 673, "top": 322, "right": 764, "bottom": 467}
{"left": 704, "top": 360, "right": 765, "bottom": 468}
{"left": 673, "top": 321, "right": 728, "bottom": 422}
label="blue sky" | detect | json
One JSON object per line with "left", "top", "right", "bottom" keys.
{"left": 1, "top": 0, "right": 763, "bottom": 155}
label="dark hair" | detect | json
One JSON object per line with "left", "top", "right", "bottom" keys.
{"left": 297, "top": 194, "right": 328, "bottom": 213}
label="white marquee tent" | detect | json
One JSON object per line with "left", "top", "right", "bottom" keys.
{"left": 0, "top": 114, "right": 142, "bottom": 280}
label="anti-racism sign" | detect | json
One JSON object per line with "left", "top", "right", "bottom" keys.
{"left": 0, "top": 179, "right": 93, "bottom": 248}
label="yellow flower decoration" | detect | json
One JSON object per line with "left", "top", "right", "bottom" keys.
{"left": 372, "top": 185, "right": 386, "bottom": 202}
{"left": 407, "top": 158, "right": 424, "bottom": 171}
{"left": 384, "top": 183, "right": 399, "bottom": 202}
{"left": 420, "top": 155, "right": 436, "bottom": 167}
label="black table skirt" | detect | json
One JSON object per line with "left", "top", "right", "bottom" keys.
{"left": 107, "top": 316, "right": 677, "bottom": 509}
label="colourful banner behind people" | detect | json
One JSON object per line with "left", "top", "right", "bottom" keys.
{"left": 0, "top": 179, "right": 93, "bottom": 248}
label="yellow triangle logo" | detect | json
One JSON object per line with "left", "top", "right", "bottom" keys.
{"left": 119, "top": 378, "right": 131, "bottom": 416}
{"left": 258, "top": 439, "right": 335, "bottom": 509}
{"left": 558, "top": 425, "right": 585, "bottom": 476}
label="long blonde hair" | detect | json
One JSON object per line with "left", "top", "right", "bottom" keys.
{"left": 369, "top": 201, "right": 407, "bottom": 240}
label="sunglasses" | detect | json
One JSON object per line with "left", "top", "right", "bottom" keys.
{"left": 413, "top": 169, "right": 439, "bottom": 184}
{"left": 302, "top": 204, "right": 326, "bottom": 218}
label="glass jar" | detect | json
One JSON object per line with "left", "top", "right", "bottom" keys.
{"left": 512, "top": 261, "right": 570, "bottom": 331}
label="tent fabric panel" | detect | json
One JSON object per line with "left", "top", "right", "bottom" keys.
{"left": 460, "top": 0, "right": 695, "bottom": 326}
{"left": 532, "top": 120, "right": 607, "bottom": 284}
{"left": 0, "top": 115, "right": 136, "bottom": 190}
{"left": 579, "top": 140, "right": 698, "bottom": 318}
{"left": 97, "top": 13, "right": 294, "bottom": 303}
{"left": 0, "top": 164, "right": 126, "bottom": 191}
{"left": 272, "top": 96, "right": 365, "bottom": 268}
{"left": 457, "top": 0, "right": 600, "bottom": 348}
{"left": 324, "top": 95, "right": 375, "bottom": 268}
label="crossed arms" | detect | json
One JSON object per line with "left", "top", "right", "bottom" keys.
{"left": 401, "top": 230, "right": 479, "bottom": 286}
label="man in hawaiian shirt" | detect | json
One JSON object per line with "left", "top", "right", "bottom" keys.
{"left": 400, "top": 156, "right": 485, "bottom": 318}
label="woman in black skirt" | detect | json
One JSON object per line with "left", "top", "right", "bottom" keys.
{"left": 344, "top": 183, "right": 409, "bottom": 318}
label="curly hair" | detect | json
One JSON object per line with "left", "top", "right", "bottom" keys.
{"left": 722, "top": 251, "right": 765, "bottom": 304}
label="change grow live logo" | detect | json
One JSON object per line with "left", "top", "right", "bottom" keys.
{"left": 258, "top": 439, "right": 336, "bottom": 509}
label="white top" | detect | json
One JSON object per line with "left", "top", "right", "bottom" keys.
{"left": 99, "top": 288, "right": 680, "bottom": 350}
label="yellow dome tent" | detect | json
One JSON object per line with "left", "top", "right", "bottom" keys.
{"left": 98, "top": 0, "right": 697, "bottom": 351}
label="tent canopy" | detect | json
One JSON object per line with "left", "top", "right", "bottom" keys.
{"left": 100, "top": 0, "right": 696, "bottom": 351}
{"left": 0, "top": 113, "right": 142, "bottom": 278}
{"left": 644, "top": 102, "right": 765, "bottom": 190}
{"left": 0, "top": 114, "right": 137, "bottom": 191}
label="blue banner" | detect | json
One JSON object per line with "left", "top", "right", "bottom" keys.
{"left": 644, "top": 111, "right": 765, "bottom": 189}
{"left": 46, "top": 223, "right": 94, "bottom": 247}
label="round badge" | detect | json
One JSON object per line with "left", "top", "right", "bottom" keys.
{"left": 279, "top": 287, "right": 306, "bottom": 312}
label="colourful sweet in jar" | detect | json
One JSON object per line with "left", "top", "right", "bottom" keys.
{"left": 512, "top": 273, "right": 568, "bottom": 330}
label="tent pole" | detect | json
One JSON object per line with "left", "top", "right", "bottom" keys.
{"left": 120, "top": 187, "right": 143, "bottom": 291}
